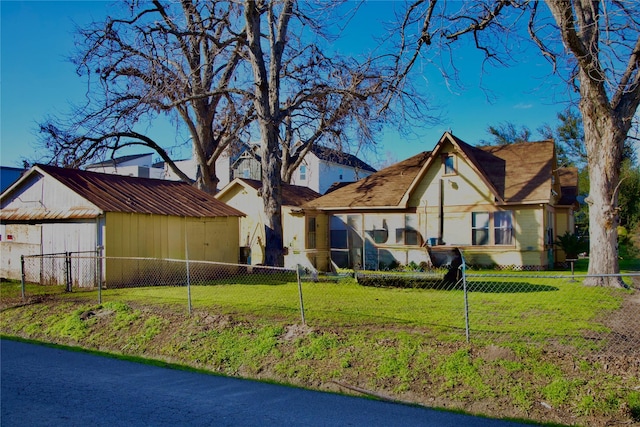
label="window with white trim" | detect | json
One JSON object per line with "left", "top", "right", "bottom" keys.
{"left": 472, "top": 212, "right": 490, "bottom": 245}
{"left": 494, "top": 211, "right": 513, "bottom": 245}
{"left": 443, "top": 154, "right": 456, "bottom": 175}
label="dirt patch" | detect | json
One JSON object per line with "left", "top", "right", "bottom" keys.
{"left": 282, "top": 323, "right": 314, "bottom": 341}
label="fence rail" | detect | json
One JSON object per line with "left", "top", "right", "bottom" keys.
{"left": 15, "top": 253, "right": 640, "bottom": 356}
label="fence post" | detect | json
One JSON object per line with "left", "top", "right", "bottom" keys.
{"left": 65, "top": 252, "right": 72, "bottom": 292}
{"left": 20, "top": 255, "right": 26, "bottom": 301}
{"left": 186, "top": 258, "right": 192, "bottom": 316}
{"left": 462, "top": 260, "right": 470, "bottom": 344}
{"left": 96, "top": 246, "right": 103, "bottom": 304}
{"left": 296, "top": 265, "right": 306, "bottom": 325}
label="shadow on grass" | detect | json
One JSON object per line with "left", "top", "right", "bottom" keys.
{"left": 465, "top": 281, "right": 559, "bottom": 293}
{"left": 356, "top": 275, "right": 559, "bottom": 293}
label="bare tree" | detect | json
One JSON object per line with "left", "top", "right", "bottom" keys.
{"left": 391, "top": 0, "right": 640, "bottom": 287}
{"left": 39, "top": 0, "right": 252, "bottom": 194}
{"left": 39, "top": 0, "right": 431, "bottom": 266}
{"left": 242, "top": 0, "right": 427, "bottom": 266}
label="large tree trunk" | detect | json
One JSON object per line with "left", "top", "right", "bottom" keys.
{"left": 261, "top": 128, "right": 285, "bottom": 267}
{"left": 580, "top": 89, "right": 627, "bottom": 288}
{"left": 543, "top": 0, "right": 638, "bottom": 288}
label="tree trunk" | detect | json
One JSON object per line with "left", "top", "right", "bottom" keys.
{"left": 580, "top": 98, "right": 626, "bottom": 288}
{"left": 261, "top": 126, "right": 284, "bottom": 267}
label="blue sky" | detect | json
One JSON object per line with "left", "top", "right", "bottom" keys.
{"left": 1, "top": 1, "right": 572, "bottom": 169}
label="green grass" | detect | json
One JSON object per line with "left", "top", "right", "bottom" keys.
{"left": 2, "top": 271, "right": 638, "bottom": 426}
{"left": 4, "top": 266, "right": 634, "bottom": 351}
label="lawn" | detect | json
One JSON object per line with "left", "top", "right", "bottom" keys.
{"left": 7, "top": 266, "right": 633, "bottom": 353}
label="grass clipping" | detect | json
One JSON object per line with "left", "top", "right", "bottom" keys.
{"left": 2, "top": 297, "right": 639, "bottom": 427}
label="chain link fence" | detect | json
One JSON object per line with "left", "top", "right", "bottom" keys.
{"left": 14, "top": 252, "right": 640, "bottom": 356}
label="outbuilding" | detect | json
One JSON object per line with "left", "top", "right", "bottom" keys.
{"left": 0, "top": 164, "right": 244, "bottom": 286}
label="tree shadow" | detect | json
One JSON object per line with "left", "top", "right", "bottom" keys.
{"left": 465, "top": 281, "right": 559, "bottom": 293}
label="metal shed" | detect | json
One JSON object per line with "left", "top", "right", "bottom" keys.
{"left": 0, "top": 164, "right": 244, "bottom": 287}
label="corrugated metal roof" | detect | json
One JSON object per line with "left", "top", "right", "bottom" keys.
{"left": 21, "top": 165, "right": 245, "bottom": 218}
{"left": 0, "top": 207, "right": 100, "bottom": 221}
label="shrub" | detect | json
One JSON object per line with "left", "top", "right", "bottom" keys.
{"left": 555, "top": 231, "right": 588, "bottom": 259}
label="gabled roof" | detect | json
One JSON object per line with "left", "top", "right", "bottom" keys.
{"left": 85, "top": 153, "right": 153, "bottom": 168}
{"left": 229, "top": 144, "right": 377, "bottom": 174}
{"left": 557, "top": 167, "right": 579, "bottom": 206}
{"left": 217, "top": 178, "right": 321, "bottom": 206}
{"left": 2, "top": 164, "right": 244, "bottom": 218}
{"left": 453, "top": 135, "right": 557, "bottom": 203}
{"left": 305, "top": 132, "right": 575, "bottom": 210}
{"left": 310, "top": 146, "right": 377, "bottom": 173}
{"left": 304, "top": 151, "right": 431, "bottom": 209}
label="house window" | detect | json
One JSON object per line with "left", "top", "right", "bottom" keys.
{"left": 472, "top": 212, "right": 490, "bottom": 245}
{"left": 330, "top": 214, "right": 363, "bottom": 269}
{"left": 494, "top": 211, "right": 513, "bottom": 245}
{"left": 307, "top": 217, "right": 316, "bottom": 249}
{"left": 330, "top": 216, "right": 348, "bottom": 249}
{"left": 395, "top": 214, "right": 421, "bottom": 246}
{"left": 300, "top": 165, "right": 307, "bottom": 181}
{"left": 443, "top": 154, "right": 456, "bottom": 175}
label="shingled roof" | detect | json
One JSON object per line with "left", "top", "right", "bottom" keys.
{"left": 304, "top": 151, "right": 431, "bottom": 209}
{"left": 304, "top": 132, "right": 576, "bottom": 210}
{"left": 557, "top": 167, "right": 579, "bottom": 206}
{"left": 218, "top": 178, "right": 321, "bottom": 206}
{"left": 310, "top": 146, "right": 377, "bottom": 173}
{"left": 2, "top": 164, "right": 244, "bottom": 218}
{"left": 451, "top": 135, "right": 557, "bottom": 203}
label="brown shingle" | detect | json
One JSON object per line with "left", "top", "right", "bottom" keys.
{"left": 476, "top": 141, "right": 555, "bottom": 203}
{"left": 35, "top": 164, "right": 244, "bottom": 217}
{"left": 305, "top": 133, "right": 562, "bottom": 210}
{"left": 304, "top": 151, "right": 431, "bottom": 209}
{"left": 234, "top": 178, "right": 321, "bottom": 206}
{"left": 557, "top": 167, "right": 579, "bottom": 206}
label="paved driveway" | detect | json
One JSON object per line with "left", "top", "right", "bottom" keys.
{"left": 1, "top": 339, "right": 532, "bottom": 426}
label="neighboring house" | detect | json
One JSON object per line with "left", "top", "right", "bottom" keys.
{"left": 230, "top": 145, "right": 377, "bottom": 194}
{"left": 153, "top": 151, "right": 232, "bottom": 190}
{"left": 215, "top": 178, "right": 322, "bottom": 270}
{"left": 1, "top": 167, "right": 26, "bottom": 192}
{"left": 302, "top": 132, "right": 578, "bottom": 271}
{"left": 85, "top": 150, "right": 233, "bottom": 191}
{"left": 0, "top": 165, "right": 244, "bottom": 286}
{"left": 85, "top": 153, "right": 164, "bottom": 179}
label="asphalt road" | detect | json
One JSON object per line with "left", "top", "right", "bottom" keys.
{"left": 1, "top": 339, "right": 533, "bottom": 426}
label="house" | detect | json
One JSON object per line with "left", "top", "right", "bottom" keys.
{"left": 215, "top": 178, "right": 322, "bottom": 270}
{"left": 302, "top": 132, "right": 579, "bottom": 271}
{"left": 85, "top": 150, "right": 233, "bottom": 190}
{"left": 85, "top": 153, "right": 164, "bottom": 179}
{"left": 0, "top": 164, "right": 244, "bottom": 286}
{"left": 231, "top": 145, "right": 377, "bottom": 194}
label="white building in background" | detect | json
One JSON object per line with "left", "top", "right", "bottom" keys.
{"left": 85, "top": 153, "right": 164, "bottom": 179}
{"left": 84, "top": 144, "right": 375, "bottom": 194}
{"left": 85, "top": 150, "right": 233, "bottom": 191}
{"left": 230, "top": 145, "right": 377, "bottom": 195}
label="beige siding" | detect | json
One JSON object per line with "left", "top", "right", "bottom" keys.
{"left": 216, "top": 185, "right": 265, "bottom": 265}
{"left": 409, "top": 140, "right": 495, "bottom": 209}
{"left": 104, "top": 212, "right": 239, "bottom": 287}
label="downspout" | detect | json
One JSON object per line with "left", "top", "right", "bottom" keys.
{"left": 438, "top": 178, "right": 444, "bottom": 245}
